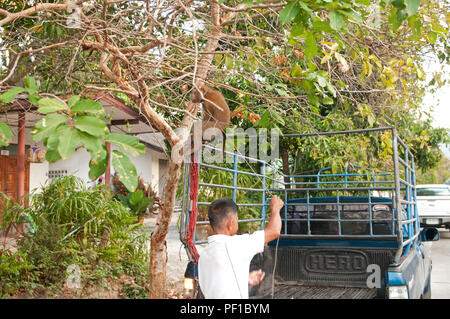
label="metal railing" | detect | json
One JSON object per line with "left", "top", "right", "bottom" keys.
{"left": 180, "top": 127, "right": 420, "bottom": 265}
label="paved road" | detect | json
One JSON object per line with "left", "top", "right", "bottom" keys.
{"left": 430, "top": 229, "right": 450, "bottom": 299}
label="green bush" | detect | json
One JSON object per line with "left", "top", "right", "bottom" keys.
{"left": 0, "top": 176, "right": 150, "bottom": 298}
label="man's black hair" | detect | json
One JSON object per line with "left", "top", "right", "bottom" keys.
{"left": 208, "top": 198, "right": 238, "bottom": 231}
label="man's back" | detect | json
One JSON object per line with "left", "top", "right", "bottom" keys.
{"left": 198, "top": 230, "right": 265, "bottom": 299}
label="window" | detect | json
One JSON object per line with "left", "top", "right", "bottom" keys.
{"left": 417, "top": 187, "right": 450, "bottom": 196}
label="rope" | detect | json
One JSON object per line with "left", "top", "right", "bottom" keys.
{"left": 186, "top": 149, "right": 200, "bottom": 263}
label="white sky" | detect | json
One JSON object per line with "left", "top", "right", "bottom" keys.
{"left": 421, "top": 52, "right": 450, "bottom": 158}
{"left": 428, "top": 87, "right": 450, "bottom": 159}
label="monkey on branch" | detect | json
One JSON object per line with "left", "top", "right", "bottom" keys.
{"left": 191, "top": 85, "right": 230, "bottom": 150}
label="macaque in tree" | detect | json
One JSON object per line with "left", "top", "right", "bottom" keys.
{"left": 192, "top": 86, "right": 230, "bottom": 146}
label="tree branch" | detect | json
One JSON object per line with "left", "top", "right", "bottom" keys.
{"left": 0, "top": 1, "right": 85, "bottom": 27}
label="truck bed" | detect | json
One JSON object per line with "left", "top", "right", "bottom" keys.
{"left": 249, "top": 244, "right": 396, "bottom": 299}
{"left": 269, "top": 283, "right": 378, "bottom": 299}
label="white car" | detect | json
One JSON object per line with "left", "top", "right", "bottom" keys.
{"left": 416, "top": 184, "right": 450, "bottom": 229}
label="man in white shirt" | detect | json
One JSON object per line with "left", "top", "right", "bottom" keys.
{"left": 198, "top": 196, "right": 283, "bottom": 299}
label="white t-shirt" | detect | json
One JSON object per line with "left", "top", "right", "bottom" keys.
{"left": 198, "top": 230, "right": 265, "bottom": 299}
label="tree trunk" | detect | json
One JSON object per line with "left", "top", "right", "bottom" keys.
{"left": 281, "top": 148, "right": 291, "bottom": 189}
{"left": 148, "top": 160, "right": 183, "bottom": 298}
{"left": 293, "top": 149, "right": 304, "bottom": 189}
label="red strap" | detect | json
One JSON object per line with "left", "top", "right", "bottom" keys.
{"left": 186, "top": 150, "right": 200, "bottom": 262}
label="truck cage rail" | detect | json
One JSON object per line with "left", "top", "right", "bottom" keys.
{"left": 180, "top": 127, "right": 420, "bottom": 265}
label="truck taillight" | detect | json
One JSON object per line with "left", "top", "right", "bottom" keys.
{"left": 388, "top": 285, "right": 408, "bottom": 299}
{"left": 373, "top": 205, "right": 390, "bottom": 211}
{"left": 184, "top": 277, "right": 195, "bottom": 298}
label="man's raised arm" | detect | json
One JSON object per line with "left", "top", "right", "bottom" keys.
{"left": 264, "top": 195, "right": 283, "bottom": 243}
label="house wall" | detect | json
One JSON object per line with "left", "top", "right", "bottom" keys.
{"left": 110, "top": 144, "right": 153, "bottom": 186}
{"left": 47, "top": 145, "right": 159, "bottom": 188}
{"left": 48, "top": 147, "right": 92, "bottom": 185}
{"left": 3, "top": 143, "right": 166, "bottom": 195}
{"left": 29, "top": 161, "right": 49, "bottom": 193}
{"left": 2, "top": 128, "right": 168, "bottom": 195}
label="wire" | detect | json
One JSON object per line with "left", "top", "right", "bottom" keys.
{"left": 271, "top": 235, "right": 280, "bottom": 299}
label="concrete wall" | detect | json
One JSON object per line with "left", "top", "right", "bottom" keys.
{"left": 48, "top": 147, "right": 92, "bottom": 185}
{"left": 29, "top": 161, "right": 49, "bottom": 193}
{"left": 3, "top": 141, "right": 167, "bottom": 195}
{"left": 48, "top": 145, "right": 160, "bottom": 187}
{"left": 110, "top": 144, "right": 152, "bottom": 185}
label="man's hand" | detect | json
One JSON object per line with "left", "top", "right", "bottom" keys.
{"left": 248, "top": 269, "right": 265, "bottom": 286}
{"left": 270, "top": 195, "right": 284, "bottom": 214}
{"left": 264, "top": 195, "right": 283, "bottom": 243}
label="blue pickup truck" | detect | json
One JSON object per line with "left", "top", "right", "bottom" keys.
{"left": 181, "top": 127, "right": 440, "bottom": 299}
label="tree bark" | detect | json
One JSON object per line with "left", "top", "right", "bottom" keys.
{"left": 148, "top": 160, "right": 183, "bottom": 298}
{"left": 281, "top": 148, "right": 291, "bottom": 189}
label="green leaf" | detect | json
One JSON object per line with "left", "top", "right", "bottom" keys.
{"left": 28, "top": 93, "right": 40, "bottom": 106}
{"left": 339, "top": 9, "right": 362, "bottom": 24}
{"left": 305, "top": 72, "right": 317, "bottom": 81}
{"left": 326, "top": 81, "right": 337, "bottom": 98}
{"left": 280, "top": 1, "right": 300, "bottom": 24}
{"left": 67, "top": 95, "right": 81, "bottom": 108}
{"left": 0, "top": 87, "right": 26, "bottom": 104}
{"left": 31, "top": 113, "right": 68, "bottom": 142}
{"left": 426, "top": 30, "right": 437, "bottom": 44}
{"left": 304, "top": 32, "right": 318, "bottom": 59}
{"left": 391, "top": 0, "right": 406, "bottom": 9}
{"left": 291, "top": 21, "right": 305, "bottom": 36}
{"left": 367, "top": 113, "right": 376, "bottom": 127}
{"left": 37, "top": 97, "right": 68, "bottom": 114}
{"left": 117, "top": 193, "right": 129, "bottom": 206}
{"left": 0, "top": 122, "right": 13, "bottom": 147}
{"left": 25, "top": 76, "right": 39, "bottom": 94}
{"left": 105, "top": 133, "right": 146, "bottom": 157}
{"left": 389, "top": 7, "right": 406, "bottom": 31}
{"left": 57, "top": 126, "right": 82, "bottom": 159}
{"left": 46, "top": 132, "right": 60, "bottom": 150}
{"left": 78, "top": 131, "right": 103, "bottom": 154}
{"left": 322, "top": 97, "right": 334, "bottom": 105}
{"left": 317, "top": 75, "right": 327, "bottom": 88}
{"left": 309, "top": 104, "right": 320, "bottom": 114}
{"left": 255, "top": 110, "right": 270, "bottom": 128}
{"left": 70, "top": 99, "right": 104, "bottom": 116}
{"left": 307, "top": 93, "right": 319, "bottom": 107}
{"left": 405, "top": 0, "right": 420, "bottom": 16}
{"left": 291, "top": 64, "right": 303, "bottom": 77}
{"left": 129, "top": 190, "right": 144, "bottom": 206}
{"left": 45, "top": 149, "right": 61, "bottom": 163}
{"left": 74, "top": 115, "right": 107, "bottom": 137}
{"left": 313, "top": 18, "right": 333, "bottom": 32}
{"left": 329, "top": 11, "right": 345, "bottom": 31}
{"left": 271, "top": 110, "right": 285, "bottom": 126}
{"left": 88, "top": 146, "right": 109, "bottom": 180}
{"left": 112, "top": 150, "right": 138, "bottom": 192}
{"left": 308, "top": 59, "right": 317, "bottom": 72}
{"left": 407, "top": 14, "right": 421, "bottom": 40}
{"left": 224, "top": 55, "right": 234, "bottom": 70}
{"left": 297, "top": 1, "right": 312, "bottom": 13}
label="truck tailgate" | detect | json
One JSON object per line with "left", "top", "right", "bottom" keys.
{"left": 250, "top": 244, "right": 396, "bottom": 299}
{"left": 271, "top": 283, "right": 377, "bottom": 299}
